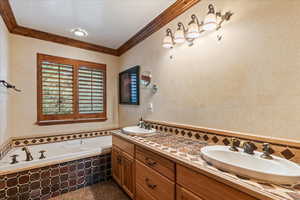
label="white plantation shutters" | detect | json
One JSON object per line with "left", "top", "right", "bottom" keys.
{"left": 41, "top": 62, "right": 74, "bottom": 115}
{"left": 37, "top": 54, "right": 107, "bottom": 125}
{"left": 78, "top": 67, "right": 105, "bottom": 114}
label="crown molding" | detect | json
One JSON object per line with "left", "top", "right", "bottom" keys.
{"left": 0, "top": 0, "right": 200, "bottom": 56}
{"left": 116, "top": 0, "right": 200, "bottom": 56}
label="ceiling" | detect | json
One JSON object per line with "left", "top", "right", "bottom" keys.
{"left": 9, "top": 0, "right": 176, "bottom": 49}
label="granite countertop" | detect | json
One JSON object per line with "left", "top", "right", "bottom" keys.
{"left": 111, "top": 130, "right": 300, "bottom": 200}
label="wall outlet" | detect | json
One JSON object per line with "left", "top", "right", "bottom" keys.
{"left": 148, "top": 103, "right": 154, "bottom": 112}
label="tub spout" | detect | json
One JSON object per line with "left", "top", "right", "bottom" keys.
{"left": 22, "top": 147, "right": 33, "bottom": 161}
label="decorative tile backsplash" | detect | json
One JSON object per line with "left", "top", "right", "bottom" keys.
{"left": 145, "top": 120, "right": 300, "bottom": 163}
{"left": 0, "top": 153, "right": 111, "bottom": 200}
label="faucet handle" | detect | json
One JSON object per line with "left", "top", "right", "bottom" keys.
{"left": 229, "top": 137, "right": 239, "bottom": 152}
{"left": 261, "top": 143, "right": 273, "bottom": 159}
{"left": 10, "top": 154, "right": 19, "bottom": 164}
{"left": 39, "top": 150, "right": 46, "bottom": 159}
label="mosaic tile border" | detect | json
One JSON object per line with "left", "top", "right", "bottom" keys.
{"left": 0, "top": 153, "right": 112, "bottom": 200}
{"left": 11, "top": 129, "right": 116, "bottom": 148}
{"left": 145, "top": 120, "right": 300, "bottom": 163}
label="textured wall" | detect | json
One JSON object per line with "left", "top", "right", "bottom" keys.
{"left": 9, "top": 35, "right": 120, "bottom": 138}
{"left": 0, "top": 17, "right": 11, "bottom": 146}
{"left": 119, "top": 0, "right": 300, "bottom": 140}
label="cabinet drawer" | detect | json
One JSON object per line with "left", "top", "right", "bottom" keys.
{"left": 176, "top": 185, "right": 203, "bottom": 200}
{"left": 177, "top": 165, "right": 258, "bottom": 200}
{"left": 136, "top": 184, "right": 157, "bottom": 200}
{"left": 113, "top": 135, "right": 134, "bottom": 156}
{"left": 136, "top": 146, "right": 175, "bottom": 181}
{"left": 136, "top": 160, "right": 174, "bottom": 200}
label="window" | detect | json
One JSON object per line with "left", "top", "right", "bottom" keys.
{"left": 37, "top": 54, "right": 106, "bottom": 125}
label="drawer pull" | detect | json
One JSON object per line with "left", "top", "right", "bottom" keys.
{"left": 117, "top": 156, "right": 122, "bottom": 164}
{"left": 145, "top": 157, "right": 157, "bottom": 166}
{"left": 145, "top": 178, "right": 157, "bottom": 189}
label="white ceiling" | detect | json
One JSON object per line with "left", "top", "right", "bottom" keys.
{"left": 10, "top": 0, "right": 176, "bottom": 49}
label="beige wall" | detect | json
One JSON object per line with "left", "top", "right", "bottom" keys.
{"left": 9, "top": 35, "right": 120, "bottom": 138}
{"left": 119, "top": 0, "right": 300, "bottom": 141}
{"left": 0, "top": 17, "right": 11, "bottom": 145}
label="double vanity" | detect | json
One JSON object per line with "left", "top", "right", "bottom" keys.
{"left": 111, "top": 125, "right": 300, "bottom": 200}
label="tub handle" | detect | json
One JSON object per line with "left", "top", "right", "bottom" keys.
{"left": 10, "top": 155, "right": 19, "bottom": 164}
{"left": 39, "top": 150, "right": 46, "bottom": 159}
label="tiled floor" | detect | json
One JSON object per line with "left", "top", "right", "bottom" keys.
{"left": 50, "top": 181, "right": 130, "bottom": 200}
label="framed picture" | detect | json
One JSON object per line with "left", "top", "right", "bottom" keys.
{"left": 119, "top": 66, "right": 140, "bottom": 105}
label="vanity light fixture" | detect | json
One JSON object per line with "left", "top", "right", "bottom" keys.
{"left": 162, "top": 28, "right": 174, "bottom": 49}
{"left": 186, "top": 14, "right": 202, "bottom": 39}
{"left": 203, "top": 4, "right": 218, "bottom": 31}
{"left": 162, "top": 4, "right": 232, "bottom": 49}
{"left": 174, "top": 22, "right": 186, "bottom": 44}
{"left": 71, "top": 28, "right": 88, "bottom": 37}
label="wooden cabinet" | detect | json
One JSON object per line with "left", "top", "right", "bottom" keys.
{"left": 136, "top": 184, "right": 157, "bottom": 200}
{"left": 176, "top": 185, "right": 204, "bottom": 200}
{"left": 136, "top": 160, "right": 175, "bottom": 200}
{"left": 112, "top": 147, "right": 122, "bottom": 185}
{"left": 177, "top": 165, "right": 258, "bottom": 200}
{"left": 112, "top": 136, "right": 135, "bottom": 199}
{"left": 122, "top": 152, "right": 135, "bottom": 198}
{"left": 136, "top": 146, "right": 175, "bottom": 181}
{"left": 112, "top": 135, "right": 262, "bottom": 200}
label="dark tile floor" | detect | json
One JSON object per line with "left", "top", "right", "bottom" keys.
{"left": 50, "top": 181, "right": 130, "bottom": 200}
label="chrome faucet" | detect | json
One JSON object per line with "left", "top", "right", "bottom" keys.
{"left": 242, "top": 142, "right": 255, "bottom": 155}
{"left": 260, "top": 143, "right": 273, "bottom": 160}
{"left": 22, "top": 147, "right": 33, "bottom": 161}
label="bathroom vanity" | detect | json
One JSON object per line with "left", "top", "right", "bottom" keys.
{"left": 111, "top": 132, "right": 276, "bottom": 200}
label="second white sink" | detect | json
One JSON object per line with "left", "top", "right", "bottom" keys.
{"left": 122, "top": 126, "right": 156, "bottom": 136}
{"left": 201, "top": 145, "right": 300, "bottom": 185}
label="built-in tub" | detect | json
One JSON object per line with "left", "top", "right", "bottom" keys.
{"left": 0, "top": 135, "right": 112, "bottom": 174}
{"left": 0, "top": 135, "right": 112, "bottom": 199}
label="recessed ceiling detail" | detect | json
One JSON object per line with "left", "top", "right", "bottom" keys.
{"left": 10, "top": 0, "right": 176, "bottom": 49}
{"left": 0, "top": 0, "right": 200, "bottom": 56}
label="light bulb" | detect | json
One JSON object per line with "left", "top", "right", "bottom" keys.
{"left": 174, "top": 29, "right": 185, "bottom": 44}
{"left": 186, "top": 22, "right": 200, "bottom": 39}
{"left": 162, "top": 35, "right": 174, "bottom": 49}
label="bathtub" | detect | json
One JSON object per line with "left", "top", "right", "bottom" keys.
{"left": 0, "top": 135, "right": 112, "bottom": 174}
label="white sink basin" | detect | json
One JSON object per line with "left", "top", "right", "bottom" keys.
{"left": 201, "top": 145, "right": 300, "bottom": 185}
{"left": 121, "top": 126, "right": 156, "bottom": 136}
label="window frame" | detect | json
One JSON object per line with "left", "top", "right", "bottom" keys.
{"left": 36, "top": 53, "right": 107, "bottom": 126}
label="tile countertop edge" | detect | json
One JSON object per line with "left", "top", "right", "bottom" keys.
{"left": 111, "top": 131, "right": 279, "bottom": 200}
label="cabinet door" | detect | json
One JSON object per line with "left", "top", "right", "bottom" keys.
{"left": 112, "top": 147, "right": 122, "bottom": 185}
{"left": 122, "top": 152, "right": 135, "bottom": 198}
{"left": 176, "top": 185, "right": 203, "bottom": 200}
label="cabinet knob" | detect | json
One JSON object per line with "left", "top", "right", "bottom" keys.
{"left": 117, "top": 156, "right": 122, "bottom": 164}
{"left": 145, "top": 157, "right": 157, "bottom": 166}
{"left": 145, "top": 178, "right": 157, "bottom": 189}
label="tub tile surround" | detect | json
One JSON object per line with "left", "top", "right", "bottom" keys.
{"left": 0, "top": 153, "right": 112, "bottom": 200}
{"left": 0, "top": 128, "right": 116, "bottom": 160}
{"left": 144, "top": 120, "right": 300, "bottom": 163}
{"left": 112, "top": 130, "right": 300, "bottom": 200}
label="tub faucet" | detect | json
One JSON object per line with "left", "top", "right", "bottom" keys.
{"left": 22, "top": 147, "right": 33, "bottom": 161}
{"left": 242, "top": 142, "right": 255, "bottom": 155}
{"left": 260, "top": 143, "right": 273, "bottom": 160}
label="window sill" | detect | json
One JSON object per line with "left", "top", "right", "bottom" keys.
{"left": 36, "top": 118, "right": 108, "bottom": 126}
